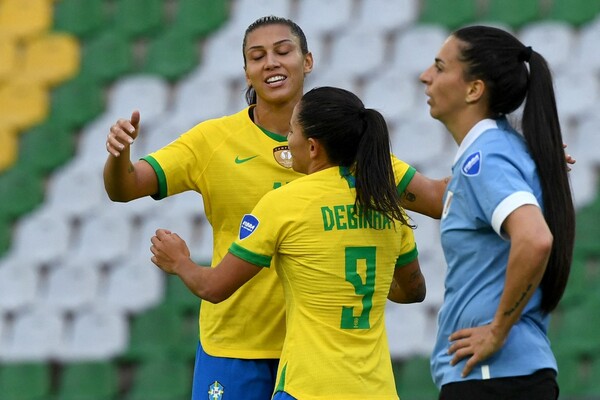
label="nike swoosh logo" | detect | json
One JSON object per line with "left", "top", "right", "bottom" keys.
{"left": 235, "top": 155, "right": 259, "bottom": 164}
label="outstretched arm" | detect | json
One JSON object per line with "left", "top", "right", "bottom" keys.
{"left": 103, "top": 110, "right": 158, "bottom": 202}
{"left": 402, "top": 172, "right": 449, "bottom": 219}
{"left": 150, "top": 229, "right": 262, "bottom": 303}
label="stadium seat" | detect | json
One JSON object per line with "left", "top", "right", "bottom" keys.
{"left": 0, "top": 163, "right": 45, "bottom": 220}
{"left": 554, "top": 353, "right": 589, "bottom": 398}
{"left": 547, "top": 0, "right": 600, "bottom": 26}
{"left": 58, "top": 306, "right": 129, "bottom": 361}
{"left": 20, "top": 33, "right": 81, "bottom": 87}
{"left": 126, "top": 358, "right": 192, "bottom": 400}
{"left": 81, "top": 30, "right": 134, "bottom": 84}
{"left": 194, "top": 22, "right": 247, "bottom": 81}
{"left": 518, "top": 21, "right": 576, "bottom": 73}
{"left": 573, "top": 17, "right": 600, "bottom": 72}
{"left": 418, "top": 0, "right": 478, "bottom": 29}
{"left": 45, "top": 159, "right": 106, "bottom": 220}
{"left": 355, "top": 0, "right": 419, "bottom": 33}
{"left": 482, "top": 0, "right": 541, "bottom": 29}
{"left": 102, "top": 259, "right": 165, "bottom": 314}
{"left": 1, "top": 306, "right": 64, "bottom": 361}
{"left": 295, "top": 0, "right": 354, "bottom": 39}
{"left": 18, "top": 119, "right": 76, "bottom": 175}
{"left": 57, "top": 361, "right": 120, "bottom": 400}
{"left": 0, "top": 255, "right": 38, "bottom": 313}
{"left": 0, "top": 362, "right": 51, "bottom": 400}
{"left": 143, "top": 28, "right": 199, "bottom": 81}
{"left": 113, "top": 0, "right": 164, "bottom": 39}
{"left": 164, "top": 274, "right": 200, "bottom": 316}
{"left": 392, "top": 24, "right": 449, "bottom": 78}
{"left": 550, "top": 297, "right": 600, "bottom": 358}
{"left": 50, "top": 74, "right": 104, "bottom": 131}
{"left": 394, "top": 355, "right": 439, "bottom": 400}
{"left": 43, "top": 258, "right": 101, "bottom": 312}
{"left": 71, "top": 207, "right": 134, "bottom": 265}
{"left": 554, "top": 67, "right": 599, "bottom": 124}
{"left": 171, "top": 75, "right": 231, "bottom": 128}
{"left": 361, "top": 67, "right": 420, "bottom": 125}
{"left": 171, "top": 0, "right": 229, "bottom": 39}
{"left": 0, "top": 0, "right": 52, "bottom": 40}
{"left": 0, "top": 216, "right": 10, "bottom": 257}
{"left": 53, "top": 0, "right": 107, "bottom": 39}
{"left": 229, "top": 0, "right": 293, "bottom": 32}
{"left": 391, "top": 116, "right": 449, "bottom": 167}
{"left": 0, "top": 124, "right": 18, "bottom": 173}
{"left": 11, "top": 204, "right": 71, "bottom": 266}
{"left": 0, "top": 80, "right": 49, "bottom": 131}
{"left": 327, "top": 26, "right": 387, "bottom": 81}
{"left": 122, "top": 305, "right": 184, "bottom": 362}
{"left": 0, "top": 35, "right": 17, "bottom": 83}
{"left": 108, "top": 75, "right": 171, "bottom": 126}
{"left": 386, "top": 302, "right": 430, "bottom": 359}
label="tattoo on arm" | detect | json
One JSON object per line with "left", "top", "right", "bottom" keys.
{"left": 503, "top": 283, "right": 533, "bottom": 317}
{"left": 403, "top": 191, "right": 416, "bottom": 203}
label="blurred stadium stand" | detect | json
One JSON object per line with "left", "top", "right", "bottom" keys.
{"left": 0, "top": 0, "right": 598, "bottom": 399}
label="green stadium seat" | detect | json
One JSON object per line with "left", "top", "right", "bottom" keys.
{"left": 122, "top": 305, "right": 186, "bottom": 362}
{"left": 57, "top": 361, "right": 120, "bottom": 400}
{"left": 418, "top": 0, "right": 478, "bottom": 29}
{"left": 482, "top": 0, "right": 541, "bottom": 29}
{"left": 126, "top": 359, "right": 192, "bottom": 400}
{"left": 0, "top": 123, "right": 18, "bottom": 173}
{"left": 555, "top": 353, "right": 590, "bottom": 398}
{"left": 53, "top": 0, "right": 108, "bottom": 39}
{"left": 113, "top": 0, "right": 164, "bottom": 39}
{"left": 0, "top": 163, "right": 45, "bottom": 220}
{"left": 50, "top": 74, "right": 104, "bottom": 130}
{"left": 547, "top": 0, "right": 600, "bottom": 26}
{"left": 171, "top": 0, "right": 229, "bottom": 39}
{"left": 143, "top": 28, "right": 199, "bottom": 81}
{"left": 574, "top": 204, "right": 600, "bottom": 259}
{"left": 394, "top": 356, "right": 439, "bottom": 400}
{"left": 0, "top": 362, "right": 51, "bottom": 400}
{"left": 18, "top": 119, "right": 76, "bottom": 175}
{"left": 550, "top": 295, "right": 600, "bottom": 358}
{"left": 81, "top": 30, "right": 133, "bottom": 84}
{"left": 0, "top": 216, "right": 11, "bottom": 258}
{"left": 164, "top": 274, "right": 200, "bottom": 315}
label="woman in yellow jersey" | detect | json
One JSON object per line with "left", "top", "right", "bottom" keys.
{"left": 104, "top": 16, "right": 444, "bottom": 400}
{"left": 150, "top": 86, "right": 426, "bottom": 400}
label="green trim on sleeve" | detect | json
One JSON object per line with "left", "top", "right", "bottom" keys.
{"left": 395, "top": 245, "right": 419, "bottom": 268}
{"left": 397, "top": 165, "right": 416, "bottom": 194}
{"left": 141, "top": 155, "right": 168, "bottom": 200}
{"left": 229, "top": 242, "right": 272, "bottom": 268}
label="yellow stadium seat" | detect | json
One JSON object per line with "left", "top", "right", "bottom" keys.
{"left": 0, "top": 80, "right": 49, "bottom": 131}
{"left": 20, "top": 33, "right": 80, "bottom": 87}
{"left": 0, "top": 35, "right": 17, "bottom": 83}
{"left": 0, "top": 0, "right": 52, "bottom": 40}
{"left": 0, "top": 123, "right": 18, "bottom": 172}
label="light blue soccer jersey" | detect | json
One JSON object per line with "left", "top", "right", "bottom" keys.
{"left": 432, "top": 118, "right": 557, "bottom": 389}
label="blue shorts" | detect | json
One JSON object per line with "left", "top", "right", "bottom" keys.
{"left": 191, "top": 341, "right": 279, "bottom": 400}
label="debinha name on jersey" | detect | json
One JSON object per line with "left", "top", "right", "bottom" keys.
{"left": 321, "top": 205, "right": 392, "bottom": 231}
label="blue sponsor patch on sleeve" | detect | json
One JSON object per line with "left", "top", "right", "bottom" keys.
{"left": 461, "top": 151, "right": 482, "bottom": 176}
{"left": 239, "top": 214, "right": 259, "bottom": 239}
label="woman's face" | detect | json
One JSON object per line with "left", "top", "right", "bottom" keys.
{"left": 244, "top": 24, "right": 313, "bottom": 106}
{"left": 287, "top": 103, "right": 310, "bottom": 174}
{"left": 419, "top": 35, "right": 471, "bottom": 126}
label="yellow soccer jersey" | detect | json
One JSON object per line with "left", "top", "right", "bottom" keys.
{"left": 230, "top": 166, "right": 418, "bottom": 399}
{"left": 142, "top": 107, "right": 302, "bottom": 358}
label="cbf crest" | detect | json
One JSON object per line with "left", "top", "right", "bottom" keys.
{"left": 273, "top": 145, "right": 293, "bottom": 168}
{"left": 208, "top": 381, "right": 224, "bottom": 400}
